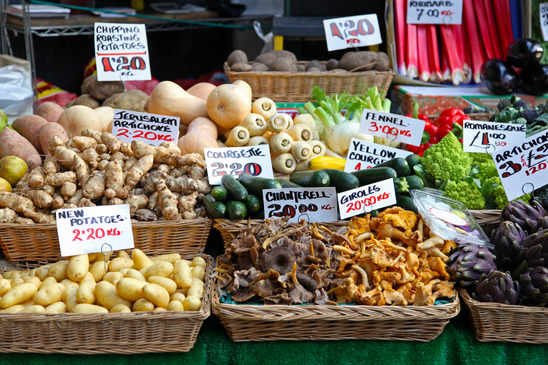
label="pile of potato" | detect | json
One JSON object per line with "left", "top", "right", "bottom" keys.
{"left": 0, "top": 249, "right": 207, "bottom": 314}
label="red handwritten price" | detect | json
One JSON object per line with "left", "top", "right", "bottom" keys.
{"left": 267, "top": 203, "right": 319, "bottom": 219}
{"left": 328, "top": 18, "right": 375, "bottom": 41}
{"left": 115, "top": 128, "right": 174, "bottom": 142}
{"left": 101, "top": 55, "right": 146, "bottom": 73}
{"left": 72, "top": 227, "right": 122, "bottom": 242}
{"left": 210, "top": 162, "right": 262, "bottom": 177}
{"left": 368, "top": 121, "right": 411, "bottom": 137}
{"left": 345, "top": 192, "right": 390, "bottom": 213}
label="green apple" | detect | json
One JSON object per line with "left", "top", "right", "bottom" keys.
{"left": 0, "top": 156, "right": 28, "bottom": 186}
{"left": 0, "top": 108, "right": 7, "bottom": 134}
{"left": 0, "top": 177, "right": 11, "bottom": 192}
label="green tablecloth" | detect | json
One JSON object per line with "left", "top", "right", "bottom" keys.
{"left": 0, "top": 312, "right": 546, "bottom": 365}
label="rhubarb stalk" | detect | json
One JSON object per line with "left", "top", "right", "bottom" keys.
{"left": 417, "top": 25, "right": 431, "bottom": 82}
{"left": 472, "top": 0, "right": 496, "bottom": 60}
{"left": 463, "top": 0, "right": 485, "bottom": 84}
{"left": 480, "top": 0, "right": 503, "bottom": 58}
{"left": 405, "top": 0, "right": 419, "bottom": 78}
{"left": 452, "top": 24, "right": 470, "bottom": 83}
{"left": 394, "top": 0, "right": 407, "bottom": 76}
{"left": 426, "top": 24, "right": 442, "bottom": 83}
{"left": 440, "top": 25, "right": 465, "bottom": 85}
{"left": 499, "top": 0, "right": 514, "bottom": 51}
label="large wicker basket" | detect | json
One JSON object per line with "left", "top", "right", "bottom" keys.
{"left": 0, "top": 218, "right": 212, "bottom": 263}
{"left": 0, "top": 254, "right": 213, "bottom": 354}
{"left": 223, "top": 62, "right": 395, "bottom": 102}
{"left": 212, "top": 285, "right": 460, "bottom": 342}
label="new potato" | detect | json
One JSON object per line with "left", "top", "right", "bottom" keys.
{"left": 76, "top": 281, "right": 96, "bottom": 304}
{"left": 73, "top": 303, "right": 109, "bottom": 314}
{"left": 95, "top": 281, "right": 131, "bottom": 310}
{"left": 143, "top": 283, "right": 169, "bottom": 308}
{"left": 132, "top": 248, "right": 154, "bottom": 270}
{"left": 33, "top": 283, "right": 65, "bottom": 306}
{"left": 48, "top": 260, "right": 69, "bottom": 282}
{"left": 147, "top": 276, "right": 177, "bottom": 295}
{"left": 67, "top": 254, "right": 89, "bottom": 282}
{"left": 115, "top": 277, "right": 146, "bottom": 301}
{"left": 144, "top": 261, "right": 173, "bottom": 279}
{"left": 173, "top": 260, "right": 192, "bottom": 288}
{"left": 132, "top": 298, "right": 154, "bottom": 312}
{"left": 0, "top": 283, "right": 38, "bottom": 308}
{"left": 45, "top": 302, "right": 67, "bottom": 313}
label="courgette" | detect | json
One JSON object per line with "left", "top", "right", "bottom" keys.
{"left": 289, "top": 170, "right": 330, "bottom": 187}
{"left": 322, "top": 169, "right": 359, "bottom": 193}
{"left": 221, "top": 174, "right": 248, "bottom": 202}
{"left": 203, "top": 194, "right": 227, "bottom": 219}
{"left": 351, "top": 167, "right": 398, "bottom": 187}
{"left": 278, "top": 179, "right": 302, "bottom": 188}
{"left": 210, "top": 186, "right": 228, "bottom": 202}
{"left": 238, "top": 173, "right": 282, "bottom": 196}
{"left": 404, "top": 175, "right": 425, "bottom": 192}
{"left": 376, "top": 157, "right": 410, "bottom": 177}
{"left": 227, "top": 200, "right": 248, "bottom": 220}
{"left": 245, "top": 194, "right": 261, "bottom": 213}
{"left": 405, "top": 153, "right": 421, "bottom": 170}
{"left": 396, "top": 194, "right": 418, "bottom": 213}
{"left": 393, "top": 177, "right": 410, "bottom": 194}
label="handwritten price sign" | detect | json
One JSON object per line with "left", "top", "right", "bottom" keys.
{"left": 111, "top": 109, "right": 180, "bottom": 146}
{"left": 462, "top": 121, "right": 526, "bottom": 153}
{"left": 323, "top": 14, "right": 382, "bottom": 52}
{"left": 56, "top": 205, "right": 134, "bottom": 257}
{"left": 338, "top": 178, "right": 396, "bottom": 220}
{"left": 359, "top": 110, "right": 426, "bottom": 146}
{"left": 94, "top": 23, "right": 151, "bottom": 81}
{"left": 204, "top": 145, "right": 274, "bottom": 185}
{"left": 406, "top": 0, "right": 463, "bottom": 25}
{"left": 493, "top": 129, "right": 548, "bottom": 201}
{"left": 345, "top": 138, "right": 412, "bottom": 172}
{"left": 540, "top": 3, "right": 548, "bottom": 42}
{"left": 263, "top": 187, "right": 338, "bottom": 223}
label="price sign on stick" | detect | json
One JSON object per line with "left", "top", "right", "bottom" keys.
{"left": 323, "top": 14, "right": 382, "bottom": 52}
{"left": 407, "top": 0, "right": 463, "bottom": 25}
{"left": 337, "top": 178, "right": 397, "bottom": 220}
{"left": 541, "top": 3, "right": 548, "bottom": 42}
{"left": 111, "top": 109, "right": 180, "bottom": 146}
{"left": 56, "top": 205, "right": 134, "bottom": 257}
{"left": 263, "top": 187, "right": 338, "bottom": 223}
{"left": 345, "top": 138, "right": 412, "bottom": 172}
{"left": 204, "top": 145, "right": 274, "bottom": 185}
{"left": 359, "top": 110, "right": 426, "bottom": 146}
{"left": 462, "top": 120, "right": 526, "bottom": 153}
{"left": 94, "top": 23, "right": 151, "bottom": 81}
{"left": 493, "top": 129, "right": 548, "bottom": 201}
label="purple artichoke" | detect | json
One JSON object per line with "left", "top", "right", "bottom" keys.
{"left": 502, "top": 200, "right": 547, "bottom": 233}
{"left": 448, "top": 243, "right": 497, "bottom": 287}
{"left": 474, "top": 270, "right": 520, "bottom": 305}
{"left": 491, "top": 221, "right": 527, "bottom": 271}
{"left": 519, "top": 266, "right": 548, "bottom": 307}
{"left": 532, "top": 216, "right": 548, "bottom": 233}
{"left": 521, "top": 228, "right": 548, "bottom": 268}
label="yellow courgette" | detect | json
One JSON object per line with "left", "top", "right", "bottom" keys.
{"left": 308, "top": 156, "right": 346, "bottom": 171}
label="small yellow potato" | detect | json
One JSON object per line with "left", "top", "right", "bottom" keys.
{"left": 39, "top": 277, "right": 57, "bottom": 289}
{"left": 117, "top": 250, "right": 130, "bottom": 259}
{"left": 45, "top": 302, "right": 67, "bottom": 313}
{"left": 144, "top": 261, "right": 173, "bottom": 279}
{"left": 90, "top": 251, "right": 112, "bottom": 264}
{"left": 0, "top": 283, "right": 38, "bottom": 308}
{"left": 79, "top": 272, "right": 95, "bottom": 285}
{"left": 173, "top": 260, "right": 192, "bottom": 288}
{"left": 108, "top": 257, "right": 133, "bottom": 272}
{"left": 33, "top": 283, "right": 65, "bottom": 306}
{"left": 0, "top": 305, "right": 24, "bottom": 313}
{"left": 143, "top": 283, "right": 169, "bottom": 308}
{"left": 110, "top": 304, "right": 131, "bottom": 313}
{"left": 187, "top": 284, "right": 204, "bottom": 299}
{"left": 170, "top": 292, "right": 186, "bottom": 303}
{"left": 25, "top": 276, "right": 42, "bottom": 290}
{"left": 10, "top": 277, "right": 25, "bottom": 287}
{"left": 183, "top": 296, "right": 201, "bottom": 311}
{"left": 0, "top": 278, "right": 11, "bottom": 296}
{"left": 67, "top": 254, "right": 90, "bottom": 282}
{"left": 103, "top": 271, "right": 124, "bottom": 285}
{"left": 167, "top": 300, "right": 184, "bottom": 311}
{"left": 35, "top": 264, "right": 52, "bottom": 281}
{"left": 48, "top": 260, "right": 69, "bottom": 282}
{"left": 87, "top": 252, "right": 99, "bottom": 262}
{"left": 61, "top": 279, "right": 79, "bottom": 312}
{"left": 132, "top": 248, "right": 154, "bottom": 270}
{"left": 89, "top": 261, "right": 108, "bottom": 282}
{"left": 3, "top": 270, "right": 21, "bottom": 280}
{"left": 178, "top": 288, "right": 189, "bottom": 296}
{"left": 147, "top": 276, "right": 177, "bottom": 295}
{"left": 190, "top": 256, "right": 207, "bottom": 269}
{"left": 132, "top": 298, "right": 154, "bottom": 311}
{"left": 95, "top": 281, "right": 132, "bottom": 310}
{"left": 151, "top": 253, "right": 181, "bottom": 264}
{"left": 191, "top": 266, "right": 205, "bottom": 281}
{"left": 73, "top": 303, "right": 109, "bottom": 314}
{"left": 192, "top": 277, "right": 204, "bottom": 286}
{"left": 115, "top": 277, "right": 146, "bottom": 301}
{"left": 153, "top": 307, "right": 167, "bottom": 312}
{"left": 125, "top": 268, "right": 146, "bottom": 281}
{"left": 119, "top": 267, "right": 130, "bottom": 276}
{"left": 19, "top": 305, "right": 45, "bottom": 313}
{"left": 76, "top": 281, "right": 96, "bottom": 304}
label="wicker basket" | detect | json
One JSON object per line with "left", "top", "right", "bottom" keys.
{"left": 212, "top": 284, "right": 460, "bottom": 342}
{"left": 459, "top": 287, "right": 548, "bottom": 344}
{"left": 0, "top": 254, "right": 213, "bottom": 354}
{"left": 0, "top": 218, "right": 212, "bottom": 263}
{"left": 469, "top": 209, "right": 502, "bottom": 236}
{"left": 223, "top": 62, "right": 395, "bottom": 102}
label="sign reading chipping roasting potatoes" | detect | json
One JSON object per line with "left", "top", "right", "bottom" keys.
{"left": 56, "top": 205, "right": 134, "bottom": 257}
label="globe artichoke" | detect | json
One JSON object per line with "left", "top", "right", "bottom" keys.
{"left": 491, "top": 221, "right": 527, "bottom": 271}
{"left": 448, "top": 243, "right": 497, "bottom": 287}
{"left": 521, "top": 228, "right": 548, "bottom": 267}
{"left": 502, "top": 200, "right": 547, "bottom": 233}
{"left": 519, "top": 266, "right": 548, "bottom": 307}
{"left": 532, "top": 216, "right": 548, "bottom": 233}
{"left": 474, "top": 270, "right": 520, "bottom": 305}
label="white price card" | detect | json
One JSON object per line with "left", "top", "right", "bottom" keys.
{"left": 111, "top": 109, "right": 180, "bottom": 146}
{"left": 263, "top": 187, "right": 338, "bottom": 223}
{"left": 56, "top": 205, "right": 134, "bottom": 257}
{"left": 407, "top": 0, "right": 463, "bottom": 25}
{"left": 337, "top": 178, "right": 397, "bottom": 220}
{"left": 204, "top": 144, "right": 274, "bottom": 186}
{"left": 323, "top": 14, "right": 382, "bottom": 52}
{"left": 541, "top": 3, "right": 548, "bottom": 42}
{"left": 462, "top": 120, "right": 526, "bottom": 153}
{"left": 344, "top": 138, "right": 412, "bottom": 172}
{"left": 493, "top": 129, "right": 548, "bottom": 201}
{"left": 359, "top": 110, "right": 426, "bottom": 146}
{"left": 94, "top": 23, "right": 151, "bottom": 81}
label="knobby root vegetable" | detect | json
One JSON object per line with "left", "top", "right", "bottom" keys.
{"left": 251, "top": 97, "right": 277, "bottom": 120}
{"left": 225, "top": 126, "right": 250, "bottom": 147}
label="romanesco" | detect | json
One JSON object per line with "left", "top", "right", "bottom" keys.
{"left": 481, "top": 175, "right": 531, "bottom": 209}
{"left": 421, "top": 132, "right": 473, "bottom": 181}
{"left": 475, "top": 159, "right": 498, "bottom": 183}
{"left": 471, "top": 152, "right": 492, "bottom": 166}
{"left": 443, "top": 178, "right": 486, "bottom": 210}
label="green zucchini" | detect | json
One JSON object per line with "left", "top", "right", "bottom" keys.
{"left": 221, "top": 174, "right": 248, "bottom": 202}
{"left": 396, "top": 194, "right": 418, "bottom": 213}
{"left": 375, "top": 157, "right": 410, "bottom": 177}
{"left": 210, "top": 186, "right": 228, "bottom": 202}
{"left": 245, "top": 194, "right": 261, "bottom": 213}
{"left": 405, "top": 153, "right": 421, "bottom": 170}
{"left": 278, "top": 179, "right": 302, "bottom": 188}
{"left": 351, "top": 167, "right": 398, "bottom": 187}
{"left": 238, "top": 173, "right": 282, "bottom": 196}
{"left": 393, "top": 177, "right": 410, "bottom": 194}
{"left": 289, "top": 170, "right": 330, "bottom": 187}
{"left": 404, "top": 175, "right": 425, "bottom": 191}
{"left": 203, "top": 194, "right": 227, "bottom": 219}
{"left": 322, "top": 169, "right": 359, "bottom": 193}
{"left": 227, "top": 200, "right": 248, "bottom": 220}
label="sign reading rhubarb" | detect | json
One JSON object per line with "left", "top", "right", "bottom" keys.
{"left": 462, "top": 120, "right": 526, "bottom": 153}
{"left": 406, "top": 0, "right": 463, "bottom": 25}
{"left": 493, "top": 129, "right": 548, "bottom": 201}
{"left": 344, "top": 138, "right": 412, "bottom": 172}
{"left": 204, "top": 145, "right": 274, "bottom": 185}
{"left": 541, "top": 3, "right": 548, "bottom": 41}
{"left": 263, "top": 187, "right": 338, "bottom": 223}
{"left": 111, "top": 109, "right": 180, "bottom": 146}
{"left": 94, "top": 23, "right": 151, "bottom": 81}
{"left": 359, "top": 110, "right": 426, "bottom": 146}
{"left": 56, "top": 205, "right": 134, "bottom": 257}
{"left": 323, "top": 14, "right": 382, "bottom": 51}
{"left": 337, "top": 178, "right": 397, "bottom": 220}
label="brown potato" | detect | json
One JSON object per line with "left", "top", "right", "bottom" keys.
{"left": 72, "top": 94, "right": 100, "bottom": 109}
{"left": 81, "top": 74, "right": 125, "bottom": 101}
{"left": 227, "top": 49, "right": 248, "bottom": 66}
